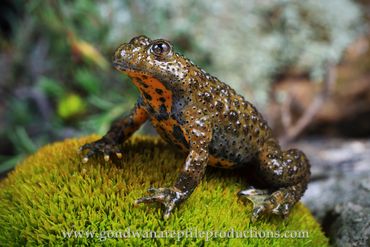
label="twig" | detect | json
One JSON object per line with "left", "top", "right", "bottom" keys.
{"left": 281, "top": 93, "right": 293, "bottom": 133}
{"left": 280, "top": 62, "right": 336, "bottom": 144}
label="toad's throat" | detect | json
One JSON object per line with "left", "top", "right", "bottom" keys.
{"left": 128, "top": 73, "right": 173, "bottom": 113}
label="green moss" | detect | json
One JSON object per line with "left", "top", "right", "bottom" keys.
{"left": 0, "top": 135, "right": 328, "bottom": 246}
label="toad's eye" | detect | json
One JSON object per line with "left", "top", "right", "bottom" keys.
{"left": 150, "top": 41, "right": 172, "bottom": 57}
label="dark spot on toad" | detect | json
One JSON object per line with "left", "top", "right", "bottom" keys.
{"left": 155, "top": 88, "right": 163, "bottom": 95}
{"left": 173, "top": 125, "right": 189, "bottom": 149}
{"left": 157, "top": 104, "right": 169, "bottom": 121}
{"left": 143, "top": 92, "right": 152, "bottom": 101}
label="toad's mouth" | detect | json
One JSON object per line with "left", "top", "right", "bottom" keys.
{"left": 112, "top": 60, "right": 152, "bottom": 79}
{"left": 112, "top": 60, "right": 132, "bottom": 72}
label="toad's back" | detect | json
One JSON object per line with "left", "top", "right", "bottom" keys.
{"left": 176, "top": 68, "right": 274, "bottom": 168}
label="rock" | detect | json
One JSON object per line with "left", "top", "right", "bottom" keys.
{"left": 305, "top": 174, "right": 370, "bottom": 246}
{"left": 293, "top": 138, "right": 370, "bottom": 246}
{"left": 293, "top": 138, "right": 370, "bottom": 180}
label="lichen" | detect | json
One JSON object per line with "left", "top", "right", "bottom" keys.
{"left": 97, "top": 0, "right": 363, "bottom": 106}
{"left": 0, "top": 135, "right": 329, "bottom": 246}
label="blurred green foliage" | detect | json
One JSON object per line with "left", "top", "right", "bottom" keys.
{"left": 0, "top": 0, "right": 364, "bottom": 172}
{"left": 57, "top": 94, "right": 86, "bottom": 119}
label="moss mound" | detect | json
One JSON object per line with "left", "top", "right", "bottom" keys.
{"left": 0, "top": 135, "right": 328, "bottom": 246}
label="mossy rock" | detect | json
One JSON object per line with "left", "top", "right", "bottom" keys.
{"left": 0, "top": 135, "right": 328, "bottom": 246}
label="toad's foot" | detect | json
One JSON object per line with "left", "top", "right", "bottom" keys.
{"left": 79, "top": 138, "right": 123, "bottom": 163}
{"left": 238, "top": 186, "right": 296, "bottom": 222}
{"left": 135, "top": 187, "right": 185, "bottom": 219}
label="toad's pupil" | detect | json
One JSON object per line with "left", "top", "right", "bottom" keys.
{"left": 153, "top": 43, "right": 167, "bottom": 54}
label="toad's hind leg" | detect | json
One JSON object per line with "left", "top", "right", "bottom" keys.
{"left": 239, "top": 139, "right": 310, "bottom": 221}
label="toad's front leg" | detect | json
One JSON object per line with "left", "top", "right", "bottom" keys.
{"left": 79, "top": 98, "right": 148, "bottom": 162}
{"left": 135, "top": 116, "right": 212, "bottom": 219}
